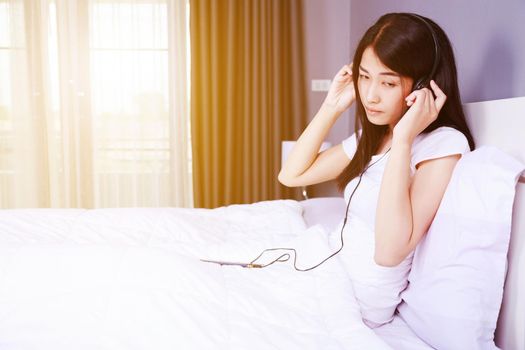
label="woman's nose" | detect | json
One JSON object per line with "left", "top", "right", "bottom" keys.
{"left": 366, "top": 83, "right": 380, "bottom": 104}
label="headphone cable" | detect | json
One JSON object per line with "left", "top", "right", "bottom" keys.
{"left": 248, "top": 147, "right": 392, "bottom": 271}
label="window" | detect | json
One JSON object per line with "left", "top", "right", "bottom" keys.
{"left": 0, "top": 0, "right": 192, "bottom": 208}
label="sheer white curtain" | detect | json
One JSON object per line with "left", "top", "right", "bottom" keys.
{"left": 0, "top": 0, "right": 192, "bottom": 208}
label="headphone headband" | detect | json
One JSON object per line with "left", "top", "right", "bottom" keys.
{"left": 408, "top": 14, "right": 440, "bottom": 90}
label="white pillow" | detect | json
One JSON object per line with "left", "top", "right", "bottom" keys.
{"left": 398, "top": 146, "right": 525, "bottom": 349}
{"left": 300, "top": 197, "right": 347, "bottom": 232}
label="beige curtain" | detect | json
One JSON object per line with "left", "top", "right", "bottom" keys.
{"left": 191, "top": 0, "right": 307, "bottom": 208}
{"left": 0, "top": 0, "right": 192, "bottom": 208}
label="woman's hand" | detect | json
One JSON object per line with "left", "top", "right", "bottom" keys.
{"left": 393, "top": 80, "right": 447, "bottom": 143}
{"left": 323, "top": 63, "right": 356, "bottom": 114}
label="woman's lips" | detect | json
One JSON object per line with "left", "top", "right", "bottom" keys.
{"left": 365, "top": 106, "right": 383, "bottom": 114}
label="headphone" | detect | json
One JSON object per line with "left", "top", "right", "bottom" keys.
{"left": 408, "top": 14, "right": 441, "bottom": 91}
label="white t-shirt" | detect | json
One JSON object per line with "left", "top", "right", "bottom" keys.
{"left": 331, "top": 126, "right": 470, "bottom": 327}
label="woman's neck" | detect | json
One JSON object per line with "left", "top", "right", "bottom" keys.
{"left": 377, "top": 133, "right": 393, "bottom": 154}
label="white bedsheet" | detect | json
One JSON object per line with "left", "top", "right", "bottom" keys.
{"left": 0, "top": 200, "right": 394, "bottom": 349}
{"left": 373, "top": 315, "right": 434, "bottom": 349}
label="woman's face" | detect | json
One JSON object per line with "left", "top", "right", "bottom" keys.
{"left": 357, "top": 46, "right": 413, "bottom": 131}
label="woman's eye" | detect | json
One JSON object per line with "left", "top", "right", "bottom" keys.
{"left": 383, "top": 82, "right": 396, "bottom": 87}
{"left": 359, "top": 74, "right": 369, "bottom": 80}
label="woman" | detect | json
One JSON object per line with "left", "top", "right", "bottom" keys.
{"left": 278, "top": 13, "right": 475, "bottom": 327}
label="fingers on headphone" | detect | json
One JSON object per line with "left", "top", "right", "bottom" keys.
{"left": 342, "top": 64, "right": 352, "bottom": 77}
{"left": 405, "top": 89, "right": 423, "bottom": 106}
{"left": 430, "top": 80, "right": 447, "bottom": 110}
{"left": 430, "top": 80, "right": 445, "bottom": 97}
{"left": 406, "top": 88, "right": 435, "bottom": 107}
{"left": 405, "top": 93, "right": 416, "bottom": 106}
{"left": 336, "top": 65, "right": 351, "bottom": 79}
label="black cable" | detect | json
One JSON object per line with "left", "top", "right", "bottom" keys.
{"left": 249, "top": 147, "right": 392, "bottom": 271}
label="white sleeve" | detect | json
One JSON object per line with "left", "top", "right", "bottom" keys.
{"left": 341, "top": 132, "right": 358, "bottom": 160}
{"left": 410, "top": 126, "right": 470, "bottom": 172}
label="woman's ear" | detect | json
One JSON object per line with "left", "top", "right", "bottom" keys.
{"left": 400, "top": 76, "right": 414, "bottom": 102}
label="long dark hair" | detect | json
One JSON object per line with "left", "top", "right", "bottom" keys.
{"left": 336, "top": 13, "right": 475, "bottom": 191}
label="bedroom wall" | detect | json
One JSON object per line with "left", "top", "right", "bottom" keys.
{"left": 303, "top": 0, "right": 352, "bottom": 198}
{"left": 303, "top": 0, "right": 525, "bottom": 198}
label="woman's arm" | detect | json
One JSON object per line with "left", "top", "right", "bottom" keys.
{"left": 278, "top": 103, "right": 349, "bottom": 187}
{"left": 374, "top": 140, "right": 460, "bottom": 267}
{"left": 279, "top": 64, "right": 355, "bottom": 187}
{"left": 374, "top": 80, "right": 453, "bottom": 267}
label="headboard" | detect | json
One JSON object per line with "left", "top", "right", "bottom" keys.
{"left": 463, "top": 96, "right": 525, "bottom": 350}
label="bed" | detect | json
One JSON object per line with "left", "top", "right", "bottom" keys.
{"left": 0, "top": 96, "right": 524, "bottom": 349}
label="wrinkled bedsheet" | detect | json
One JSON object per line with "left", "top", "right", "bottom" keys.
{"left": 0, "top": 200, "right": 393, "bottom": 349}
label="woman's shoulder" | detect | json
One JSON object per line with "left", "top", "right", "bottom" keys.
{"left": 411, "top": 126, "right": 470, "bottom": 171}
{"left": 413, "top": 126, "right": 468, "bottom": 147}
{"left": 341, "top": 130, "right": 361, "bottom": 159}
